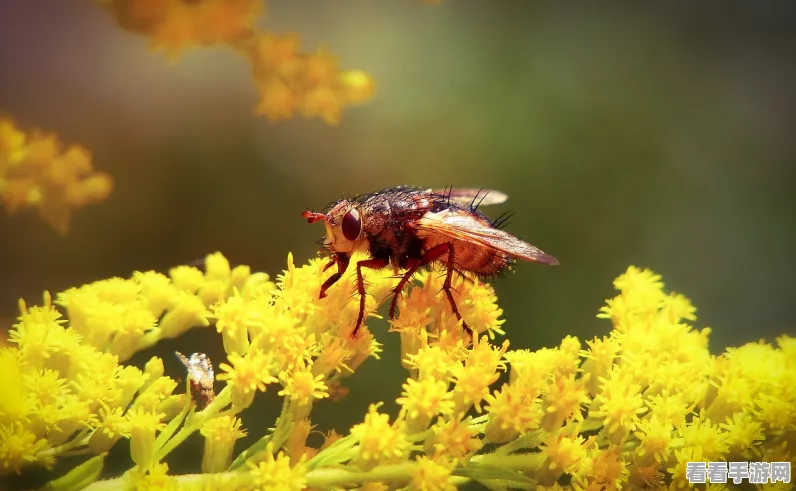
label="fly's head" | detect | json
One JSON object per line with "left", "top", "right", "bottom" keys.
{"left": 302, "top": 199, "right": 368, "bottom": 256}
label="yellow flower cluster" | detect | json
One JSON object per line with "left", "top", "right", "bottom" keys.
{"left": 94, "top": 0, "right": 377, "bottom": 125}
{"left": 0, "top": 252, "right": 268, "bottom": 478}
{"left": 2, "top": 254, "right": 793, "bottom": 491}
{"left": 0, "top": 118, "right": 112, "bottom": 233}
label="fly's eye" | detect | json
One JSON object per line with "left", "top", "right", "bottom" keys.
{"left": 342, "top": 208, "right": 362, "bottom": 241}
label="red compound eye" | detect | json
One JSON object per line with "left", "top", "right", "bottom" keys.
{"left": 342, "top": 208, "right": 362, "bottom": 241}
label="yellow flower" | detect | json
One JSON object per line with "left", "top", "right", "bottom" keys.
{"left": 0, "top": 118, "right": 112, "bottom": 233}
{"left": 350, "top": 404, "right": 410, "bottom": 471}
{"left": 540, "top": 374, "right": 590, "bottom": 432}
{"left": 255, "top": 78, "right": 297, "bottom": 123}
{"left": 589, "top": 368, "right": 647, "bottom": 444}
{"left": 248, "top": 443, "right": 307, "bottom": 491}
{"left": 397, "top": 377, "right": 454, "bottom": 432}
{"left": 217, "top": 351, "right": 278, "bottom": 410}
{"left": 302, "top": 85, "right": 342, "bottom": 126}
{"left": 0, "top": 422, "right": 49, "bottom": 475}
{"left": 424, "top": 417, "right": 482, "bottom": 460}
{"left": 168, "top": 265, "right": 204, "bottom": 294}
{"left": 580, "top": 446, "right": 629, "bottom": 490}
{"left": 278, "top": 368, "right": 329, "bottom": 418}
{"left": 677, "top": 416, "right": 729, "bottom": 462}
{"left": 89, "top": 407, "right": 130, "bottom": 454}
{"left": 403, "top": 344, "right": 460, "bottom": 383}
{"left": 580, "top": 335, "right": 620, "bottom": 396}
{"left": 339, "top": 70, "right": 376, "bottom": 105}
{"left": 449, "top": 338, "right": 507, "bottom": 415}
{"left": 126, "top": 407, "right": 165, "bottom": 468}
{"left": 484, "top": 382, "right": 543, "bottom": 443}
{"left": 537, "top": 433, "right": 589, "bottom": 485}
{"left": 632, "top": 415, "right": 678, "bottom": 467}
{"left": 719, "top": 411, "right": 765, "bottom": 459}
{"left": 409, "top": 456, "right": 456, "bottom": 491}
{"left": 133, "top": 462, "right": 177, "bottom": 491}
{"left": 284, "top": 418, "right": 317, "bottom": 465}
{"left": 200, "top": 415, "right": 247, "bottom": 473}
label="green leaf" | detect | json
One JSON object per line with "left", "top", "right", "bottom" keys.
{"left": 40, "top": 453, "right": 107, "bottom": 491}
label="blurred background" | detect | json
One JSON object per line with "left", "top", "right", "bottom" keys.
{"left": 1, "top": 0, "right": 795, "bottom": 484}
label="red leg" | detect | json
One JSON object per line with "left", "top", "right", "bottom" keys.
{"left": 388, "top": 245, "right": 448, "bottom": 319}
{"left": 440, "top": 243, "right": 473, "bottom": 338}
{"left": 323, "top": 255, "right": 337, "bottom": 272}
{"left": 319, "top": 254, "right": 350, "bottom": 299}
{"left": 353, "top": 258, "right": 389, "bottom": 336}
{"left": 389, "top": 243, "right": 472, "bottom": 338}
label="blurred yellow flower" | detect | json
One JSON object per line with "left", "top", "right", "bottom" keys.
{"left": 93, "top": 0, "right": 379, "bottom": 125}
{"left": 0, "top": 118, "right": 112, "bottom": 233}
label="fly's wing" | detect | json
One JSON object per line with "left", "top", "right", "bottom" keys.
{"left": 427, "top": 188, "right": 509, "bottom": 207}
{"left": 413, "top": 209, "right": 559, "bottom": 265}
{"left": 175, "top": 351, "right": 215, "bottom": 389}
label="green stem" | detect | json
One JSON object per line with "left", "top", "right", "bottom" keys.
{"left": 82, "top": 463, "right": 420, "bottom": 491}
{"left": 154, "top": 385, "right": 232, "bottom": 462}
{"left": 471, "top": 453, "right": 545, "bottom": 471}
{"left": 305, "top": 463, "right": 418, "bottom": 487}
{"left": 227, "top": 395, "right": 292, "bottom": 471}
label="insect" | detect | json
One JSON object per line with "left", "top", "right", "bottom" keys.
{"left": 175, "top": 351, "right": 216, "bottom": 408}
{"left": 302, "top": 186, "right": 558, "bottom": 336}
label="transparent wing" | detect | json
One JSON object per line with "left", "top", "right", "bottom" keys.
{"left": 414, "top": 210, "right": 559, "bottom": 264}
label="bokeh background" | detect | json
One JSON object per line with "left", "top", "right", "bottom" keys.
{"left": 1, "top": 0, "right": 795, "bottom": 485}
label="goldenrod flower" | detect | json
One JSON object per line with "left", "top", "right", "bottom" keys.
{"left": 409, "top": 456, "right": 456, "bottom": 491}
{"left": 217, "top": 351, "right": 278, "bottom": 410}
{"left": 396, "top": 377, "right": 454, "bottom": 432}
{"left": 200, "top": 415, "right": 247, "bottom": 473}
{"left": 0, "top": 118, "right": 112, "bottom": 233}
{"left": 3, "top": 254, "right": 795, "bottom": 489}
{"left": 350, "top": 404, "right": 410, "bottom": 471}
{"left": 484, "top": 382, "right": 543, "bottom": 443}
{"left": 248, "top": 443, "right": 307, "bottom": 491}
{"left": 425, "top": 418, "right": 482, "bottom": 460}
{"left": 677, "top": 416, "right": 729, "bottom": 462}
{"left": 126, "top": 407, "right": 165, "bottom": 468}
{"left": 580, "top": 335, "right": 620, "bottom": 396}
{"left": 632, "top": 415, "right": 678, "bottom": 467}
{"left": 0, "top": 422, "right": 49, "bottom": 475}
{"left": 589, "top": 368, "right": 647, "bottom": 444}
{"left": 537, "top": 433, "right": 589, "bottom": 486}
{"left": 133, "top": 462, "right": 178, "bottom": 491}
{"left": 284, "top": 418, "right": 317, "bottom": 465}
{"left": 278, "top": 368, "right": 329, "bottom": 420}
{"left": 720, "top": 411, "right": 766, "bottom": 459}
{"left": 89, "top": 407, "right": 130, "bottom": 454}
{"left": 578, "top": 446, "right": 629, "bottom": 490}
{"left": 540, "top": 374, "right": 590, "bottom": 432}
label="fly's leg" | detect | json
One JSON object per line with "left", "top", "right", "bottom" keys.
{"left": 388, "top": 243, "right": 448, "bottom": 318}
{"left": 389, "top": 243, "right": 472, "bottom": 338}
{"left": 388, "top": 257, "right": 421, "bottom": 319}
{"left": 353, "top": 258, "right": 389, "bottom": 336}
{"left": 439, "top": 243, "right": 473, "bottom": 338}
{"left": 319, "top": 254, "right": 350, "bottom": 299}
